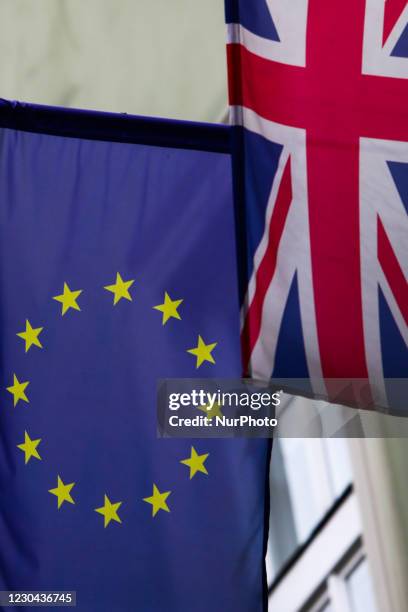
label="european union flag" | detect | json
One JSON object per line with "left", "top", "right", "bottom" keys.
{"left": 0, "top": 101, "right": 270, "bottom": 611}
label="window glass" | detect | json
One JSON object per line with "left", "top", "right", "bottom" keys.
{"left": 323, "top": 437, "right": 353, "bottom": 498}
{"left": 280, "top": 439, "right": 326, "bottom": 541}
{"left": 346, "top": 558, "right": 378, "bottom": 612}
{"left": 268, "top": 436, "right": 353, "bottom": 581}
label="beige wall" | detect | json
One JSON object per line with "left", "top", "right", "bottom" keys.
{"left": 0, "top": 0, "right": 227, "bottom": 121}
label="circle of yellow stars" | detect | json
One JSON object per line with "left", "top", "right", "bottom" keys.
{"left": 9, "top": 271, "right": 217, "bottom": 527}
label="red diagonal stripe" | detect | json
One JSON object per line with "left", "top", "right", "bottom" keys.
{"left": 383, "top": 0, "right": 407, "bottom": 44}
{"left": 241, "top": 158, "right": 292, "bottom": 373}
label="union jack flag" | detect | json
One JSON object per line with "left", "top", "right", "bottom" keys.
{"left": 225, "top": 0, "right": 408, "bottom": 411}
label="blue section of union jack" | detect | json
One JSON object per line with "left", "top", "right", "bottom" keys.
{"left": 226, "top": 0, "right": 408, "bottom": 411}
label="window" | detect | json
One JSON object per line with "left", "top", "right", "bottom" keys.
{"left": 303, "top": 552, "right": 378, "bottom": 612}
{"left": 346, "top": 558, "right": 378, "bottom": 612}
{"left": 266, "top": 396, "right": 382, "bottom": 612}
{"left": 268, "top": 436, "right": 353, "bottom": 581}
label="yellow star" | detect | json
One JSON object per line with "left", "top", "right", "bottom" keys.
{"left": 180, "top": 446, "right": 209, "bottom": 479}
{"left": 53, "top": 282, "right": 82, "bottom": 315}
{"left": 197, "top": 401, "right": 223, "bottom": 420}
{"left": 7, "top": 374, "right": 29, "bottom": 407}
{"left": 153, "top": 292, "right": 183, "bottom": 325}
{"left": 17, "top": 431, "right": 41, "bottom": 464}
{"left": 49, "top": 475, "right": 75, "bottom": 509}
{"left": 104, "top": 273, "right": 135, "bottom": 305}
{"left": 17, "top": 320, "right": 43, "bottom": 352}
{"left": 187, "top": 335, "right": 217, "bottom": 368}
{"left": 143, "top": 484, "right": 171, "bottom": 517}
{"left": 95, "top": 494, "right": 122, "bottom": 527}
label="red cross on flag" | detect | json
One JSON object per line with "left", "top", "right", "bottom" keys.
{"left": 225, "top": 0, "right": 408, "bottom": 411}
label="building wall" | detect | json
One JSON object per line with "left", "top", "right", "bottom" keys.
{"left": 0, "top": 0, "right": 227, "bottom": 121}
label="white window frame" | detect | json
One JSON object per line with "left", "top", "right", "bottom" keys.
{"left": 268, "top": 491, "right": 362, "bottom": 612}
{"left": 304, "top": 546, "right": 375, "bottom": 612}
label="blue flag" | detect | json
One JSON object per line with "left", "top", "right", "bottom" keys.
{"left": 0, "top": 101, "right": 270, "bottom": 611}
